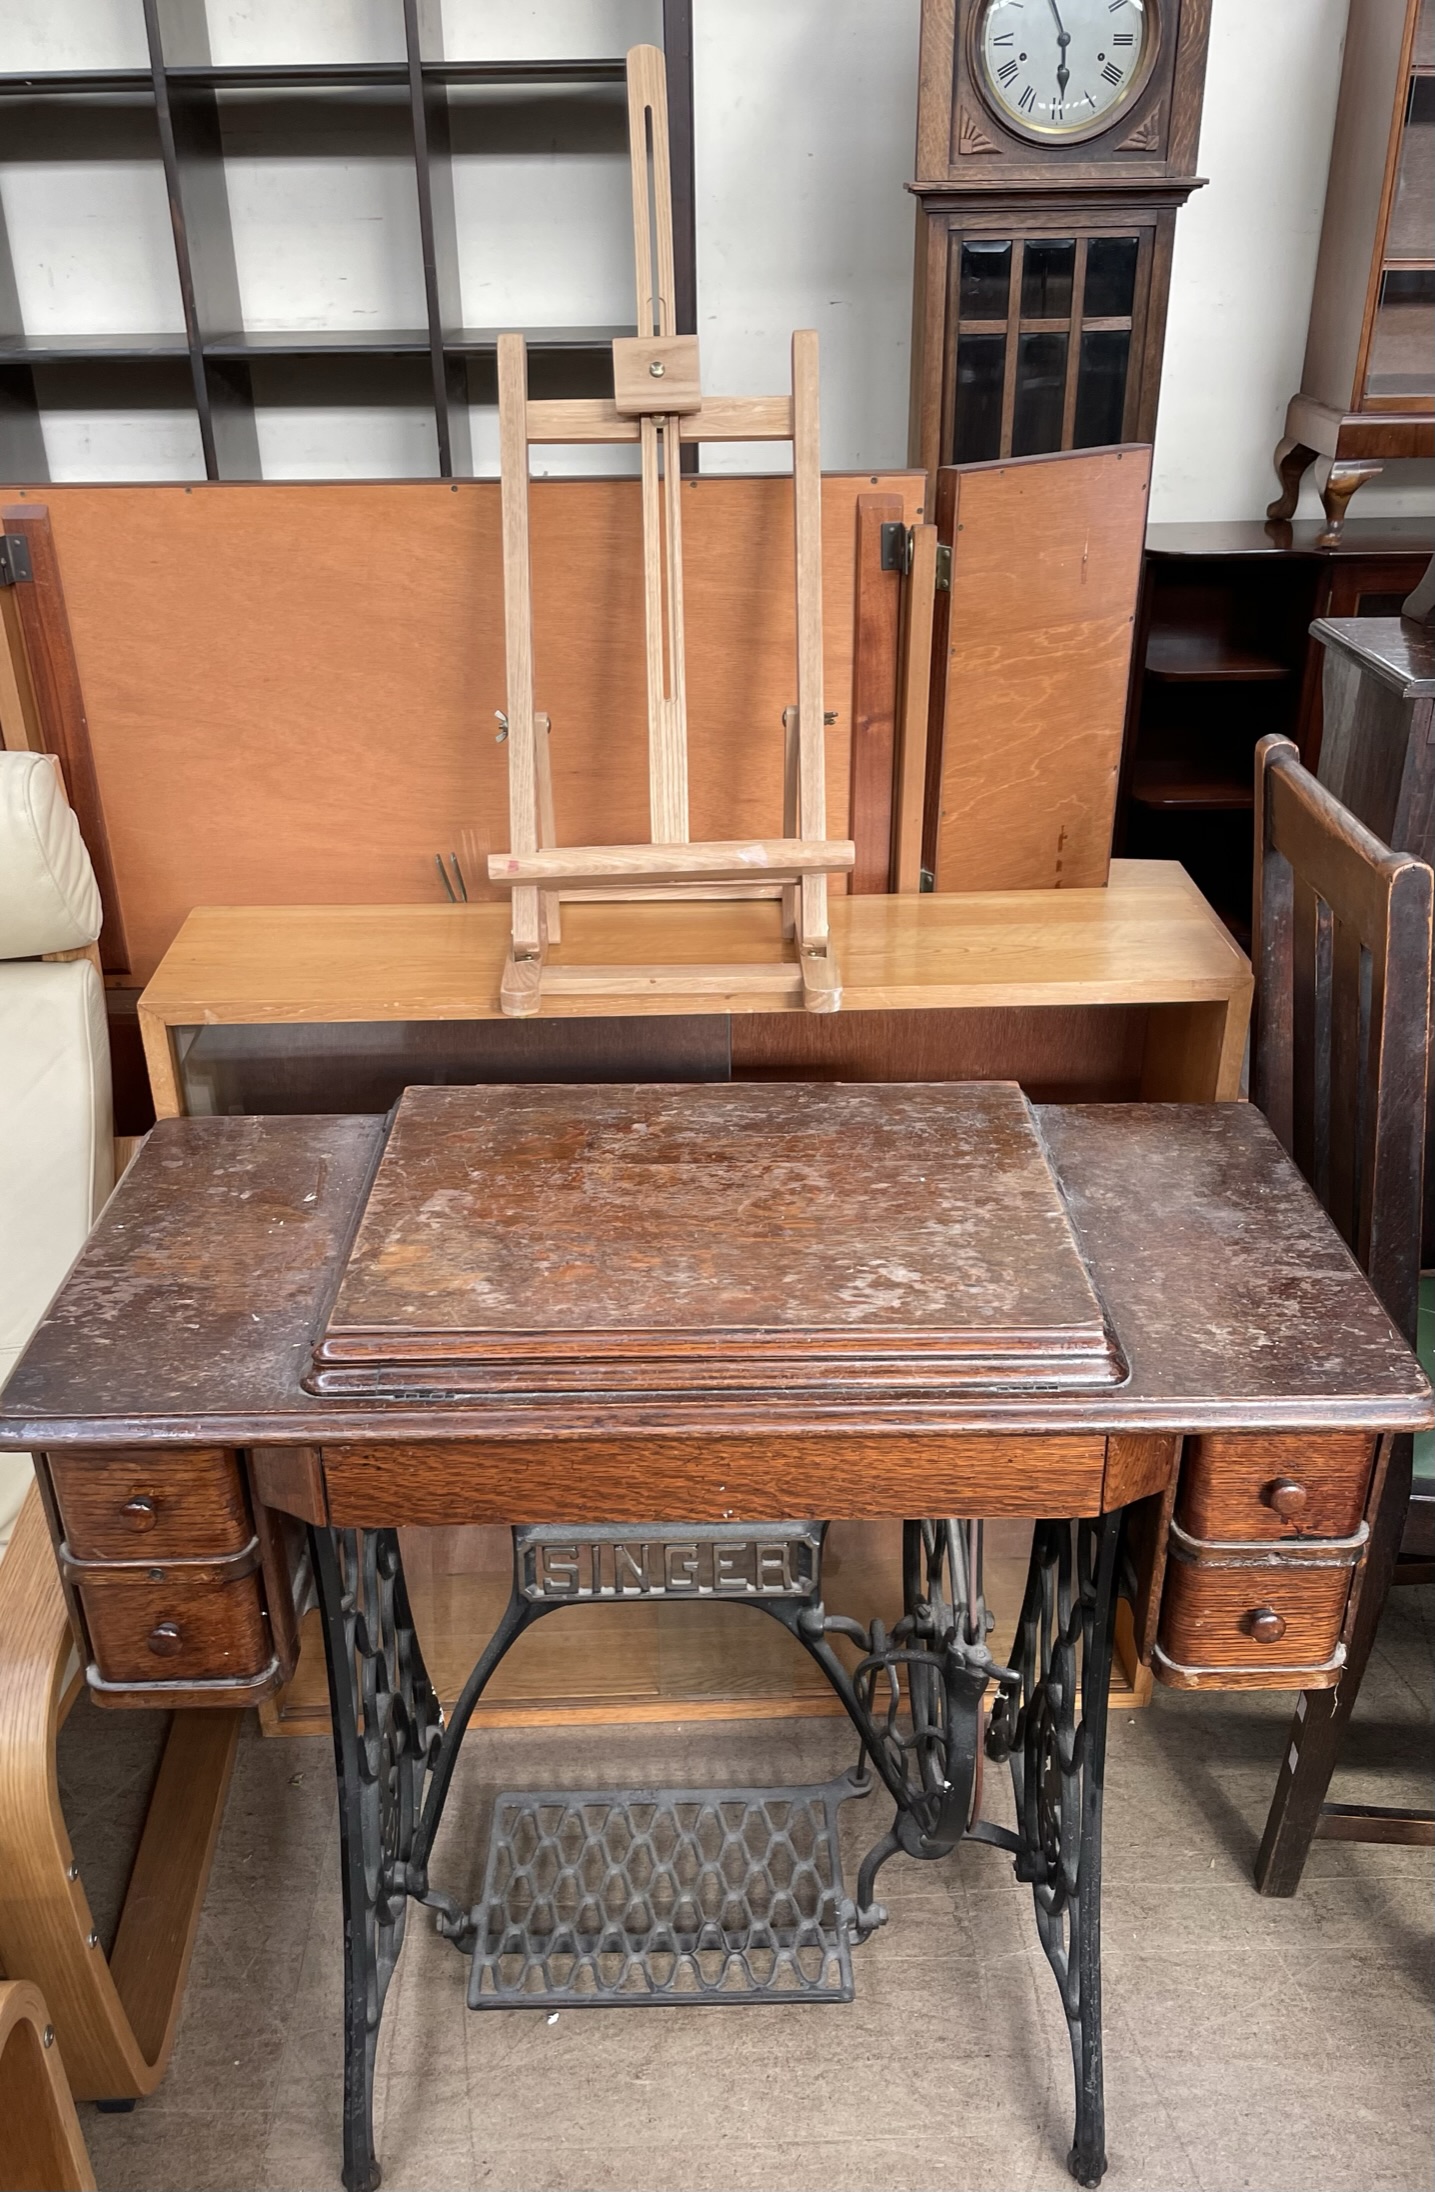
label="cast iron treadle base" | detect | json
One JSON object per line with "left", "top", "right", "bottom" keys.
{"left": 466, "top": 1770, "right": 866, "bottom": 2009}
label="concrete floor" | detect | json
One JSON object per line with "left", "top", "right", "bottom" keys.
{"left": 62, "top": 1587, "right": 1433, "bottom": 2192}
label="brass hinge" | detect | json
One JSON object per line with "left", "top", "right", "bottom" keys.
{"left": 934, "top": 544, "right": 952, "bottom": 593}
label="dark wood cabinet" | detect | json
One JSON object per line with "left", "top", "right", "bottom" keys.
{"left": 1115, "top": 518, "right": 1434, "bottom": 941}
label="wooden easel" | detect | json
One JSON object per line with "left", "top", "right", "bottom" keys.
{"left": 488, "top": 44, "right": 854, "bottom": 1017}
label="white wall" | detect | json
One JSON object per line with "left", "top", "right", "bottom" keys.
{"left": 693, "top": 0, "right": 921, "bottom": 476}
{"left": 1, "top": 0, "right": 1430, "bottom": 522}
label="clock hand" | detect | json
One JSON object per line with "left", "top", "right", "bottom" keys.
{"left": 1046, "top": 0, "right": 1072, "bottom": 99}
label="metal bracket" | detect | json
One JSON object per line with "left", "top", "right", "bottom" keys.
{"left": 0, "top": 532, "right": 33, "bottom": 587}
{"left": 934, "top": 543, "right": 952, "bottom": 592}
{"left": 879, "top": 520, "right": 912, "bottom": 575}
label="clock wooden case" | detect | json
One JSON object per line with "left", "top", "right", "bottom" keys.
{"left": 909, "top": 0, "right": 1211, "bottom": 480}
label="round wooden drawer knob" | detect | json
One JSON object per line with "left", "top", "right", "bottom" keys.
{"left": 147, "top": 1622, "right": 183, "bottom": 1658}
{"left": 122, "top": 1496, "right": 158, "bottom": 1532}
{"left": 1245, "top": 1604, "right": 1287, "bottom": 1644}
{"left": 1261, "top": 1478, "right": 1308, "bottom": 1519}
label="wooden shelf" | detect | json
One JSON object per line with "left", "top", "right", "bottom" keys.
{"left": 166, "top": 62, "right": 410, "bottom": 89}
{"left": 0, "top": 334, "right": 190, "bottom": 362}
{"left": 1131, "top": 769, "right": 1255, "bottom": 812}
{"left": 0, "top": 59, "right": 630, "bottom": 94}
{"left": 201, "top": 329, "right": 429, "bottom": 358}
{"left": 427, "top": 60, "right": 628, "bottom": 86}
{"left": 0, "top": 70, "right": 153, "bottom": 94}
{"left": 192, "top": 328, "right": 629, "bottom": 360}
{"left": 1145, "top": 629, "right": 1291, "bottom": 683}
{"left": 139, "top": 866, "right": 1250, "bottom": 1030}
{"left": 136, "top": 866, "right": 1253, "bottom": 1127}
{"left": 444, "top": 326, "right": 631, "bottom": 352}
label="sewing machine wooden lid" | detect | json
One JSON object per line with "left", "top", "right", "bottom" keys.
{"left": 306, "top": 1081, "right": 1126, "bottom": 1401}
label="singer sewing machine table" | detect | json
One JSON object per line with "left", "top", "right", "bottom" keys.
{"left": 1, "top": 1083, "right": 1426, "bottom": 2192}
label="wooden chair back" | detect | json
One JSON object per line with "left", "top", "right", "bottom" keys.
{"left": 1252, "top": 732, "right": 1433, "bottom": 1344}
{"left": 1251, "top": 736, "right": 1435, "bottom": 1895}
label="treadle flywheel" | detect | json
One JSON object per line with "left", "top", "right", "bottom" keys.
{"left": 466, "top": 1772, "right": 867, "bottom": 2010}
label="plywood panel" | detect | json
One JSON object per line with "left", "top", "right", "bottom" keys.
{"left": 929, "top": 446, "right": 1151, "bottom": 893}
{"left": 2, "top": 475, "right": 924, "bottom": 982}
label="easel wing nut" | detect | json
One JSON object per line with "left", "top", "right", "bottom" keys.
{"left": 613, "top": 336, "right": 703, "bottom": 416}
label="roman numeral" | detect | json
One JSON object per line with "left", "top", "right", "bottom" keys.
{"left": 1109, "top": 0, "right": 1127, "bottom": 12}
{"left": 1101, "top": 60, "right": 1123, "bottom": 84}
{"left": 1018, "top": 84, "right": 1036, "bottom": 111}
{"left": 997, "top": 58, "right": 1019, "bottom": 83}
{"left": 1052, "top": 101, "right": 1064, "bottom": 122}
{"left": 1113, "top": 30, "right": 1134, "bottom": 42}
{"left": 992, "top": 31, "right": 1015, "bottom": 43}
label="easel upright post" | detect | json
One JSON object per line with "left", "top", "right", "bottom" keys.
{"left": 487, "top": 46, "right": 854, "bottom": 1016}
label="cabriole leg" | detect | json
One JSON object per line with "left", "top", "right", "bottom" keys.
{"left": 1317, "top": 458, "right": 1383, "bottom": 545}
{"left": 1266, "top": 436, "right": 1316, "bottom": 523}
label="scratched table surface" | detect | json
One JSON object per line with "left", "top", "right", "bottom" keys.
{"left": 0, "top": 1092, "right": 1428, "bottom": 1449}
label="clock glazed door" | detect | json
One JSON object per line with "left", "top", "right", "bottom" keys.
{"left": 939, "top": 213, "right": 1158, "bottom": 463}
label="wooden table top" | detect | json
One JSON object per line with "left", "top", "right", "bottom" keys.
{"left": 2, "top": 1097, "right": 1426, "bottom": 1450}
{"left": 137, "top": 863, "right": 1249, "bottom": 1027}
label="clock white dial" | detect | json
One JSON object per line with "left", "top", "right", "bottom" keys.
{"left": 978, "top": 0, "right": 1151, "bottom": 138}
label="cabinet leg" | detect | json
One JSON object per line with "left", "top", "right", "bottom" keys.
{"left": 1254, "top": 1436, "right": 1409, "bottom": 1896}
{"left": 1266, "top": 438, "right": 1316, "bottom": 523}
{"left": 1317, "top": 459, "right": 1383, "bottom": 546}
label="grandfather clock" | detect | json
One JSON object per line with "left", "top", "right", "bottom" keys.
{"left": 909, "top": 0, "right": 1211, "bottom": 476}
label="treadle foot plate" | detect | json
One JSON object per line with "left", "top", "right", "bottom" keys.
{"left": 467, "top": 1772, "right": 862, "bottom": 2008}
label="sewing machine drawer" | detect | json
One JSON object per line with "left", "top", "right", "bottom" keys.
{"left": 70, "top": 1549, "right": 271, "bottom": 1688}
{"left": 1156, "top": 1536, "right": 1359, "bottom": 1675}
{"left": 1175, "top": 1432, "right": 1375, "bottom": 1543}
{"left": 48, "top": 1447, "right": 252, "bottom": 1562}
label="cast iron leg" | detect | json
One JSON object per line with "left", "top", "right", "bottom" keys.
{"left": 989, "top": 1513, "right": 1122, "bottom": 2189}
{"left": 312, "top": 1526, "right": 442, "bottom": 2192}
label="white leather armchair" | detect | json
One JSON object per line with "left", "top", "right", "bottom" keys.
{"left": 0, "top": 749, "right": 235, "bottom": 2109}
{"left": 0, "top": 749, "right": 113, "bottom": 1552}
